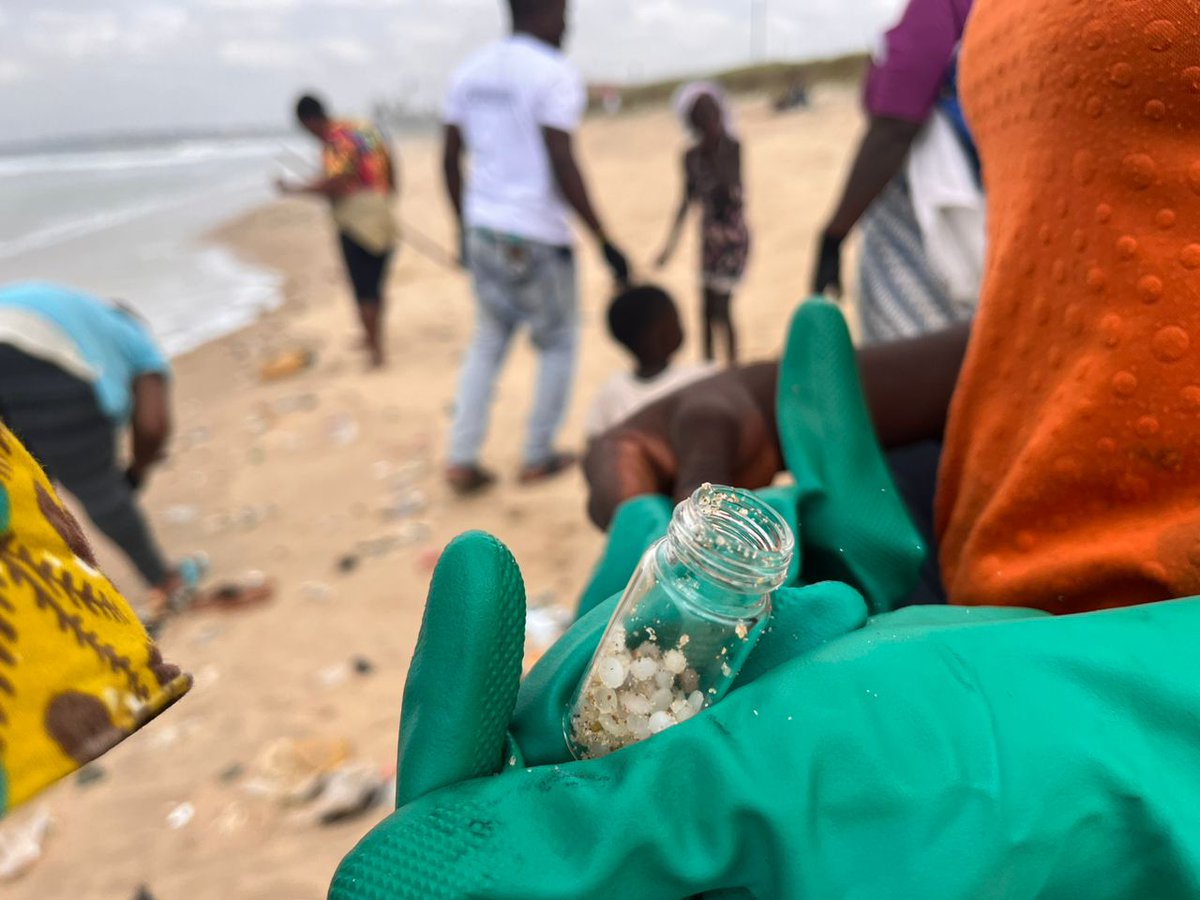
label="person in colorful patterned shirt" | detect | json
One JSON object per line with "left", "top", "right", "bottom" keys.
{"left": 278, "top": 94, "right": 398, "bottom": 368}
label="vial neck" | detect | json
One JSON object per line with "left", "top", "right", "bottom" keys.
{"left": 664, "top": 485, "right": 793, "bottom": 613}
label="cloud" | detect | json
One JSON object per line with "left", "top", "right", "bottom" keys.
{"left": 218, "top": 39, "right": 304, "bottom": 68}
{"left": 0, "top": 61, "right": 27, "bottom": 86}
{"left": 320, "top": 37, "right": 374, "bottom": 64}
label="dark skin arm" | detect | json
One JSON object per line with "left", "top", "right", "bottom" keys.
{"left": 813, "top": 116, "right": 923, "bottom": 295}
{"left": 443, "top": 124, "right": 465, "bottom": 224}
{"left": 584, "top": 325, "right": 970, "bottom": 529}
{"left": 276, "top": 172, "right": 358, "bottom": 200}
{"left": 128, "top": 373, "right": 172, "bottom": 485}
{"left": 656, "top": 152, "right": 694, "bottom": 268}
{"left": 542, "top": 127, "right": 608, "bottom": 242}
{"left": 443, "top": 124, "right": 466, "bottom": 264}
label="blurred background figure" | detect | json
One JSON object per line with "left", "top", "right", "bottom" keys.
{"left": 0, "top": 282, "right": 204, "bottom": 617}
{"left": 656, "top": 82, "right": 750, "bottom": 365}
{"left": 277, "top": 94, "right": 398, "bottom": 369}
{"left": 812, "top": 0, "right": 980, "bottom": 344}
{"left": 584, "top": 284, "right": 717, "bottom": 440}
{"left": 441, "top": 0, "right": 630, "bottom": 495}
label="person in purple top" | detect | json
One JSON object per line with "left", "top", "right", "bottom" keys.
{"left": 812, "top": 0, "right": 975, "bottom": 344}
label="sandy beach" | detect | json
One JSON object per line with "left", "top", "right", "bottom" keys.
{"left": 7, "top": 86, "right": 863, "bottom": 899}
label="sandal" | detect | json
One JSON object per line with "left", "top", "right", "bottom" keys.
{"left": 446, "top": 465, "right": 498, "bottom": 496}
{"left": 518, "top": 452, "right": 577, "bottom": 486}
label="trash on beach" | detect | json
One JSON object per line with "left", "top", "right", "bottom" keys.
{"left": 317, "top": 663, "right": 350, "bottom": 689}
{"left": 164, "top": 505, "right": 200, "bottom": 527}
{"left": 134, "top": 886, "right": 156, "bottom": 900}
{"left": 244, "top": 737, "right": 353, "bottom": 806}
{"left": 76, "top": 765, "right": 106, "bottom": 788}
{"left": 259, "top": 348, "right": 316, "bottom": 382}
{"left": 166, "top": 802, "right": 195, "bottom": 830}
{"left": 395, "top": 520, "right": 433, "bottom": 547}
{"left": 308, "top": 762, "right": 389, "bottom": 826}
{"left": 381, "top": 488, "right": 428, "bottom": 522}
{"left": 300, "top": 581, "right": 334, "bottom": 602}
{"left": 219, "top": 763, "right": 245, "bottom": 784}
{"left": 352, "top": 656, "right": 375, "bottom": 676}
{"left": 0, "top": 806, "right": 52, "bottom": 882}
{"left": 328, "top": 413, "right": 360, "bottom": 447}
{"left": 337, "top": 554, "right": 359, "bottom": 574}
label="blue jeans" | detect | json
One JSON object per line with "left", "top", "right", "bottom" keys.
{"left": 449, "top": 229, "right": 578, "bottom": 468}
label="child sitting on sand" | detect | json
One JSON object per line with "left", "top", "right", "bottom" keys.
{"left": 584, "top": 285, "right": 717, "bottom": 439}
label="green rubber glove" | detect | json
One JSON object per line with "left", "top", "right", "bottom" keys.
{"left": 576, "top": 299, "right": 924, "bottom": 621}
{"left": 333, "top": 532, "right": 1200, "bottom": 898}
{"left": 333, "top": 531, "right": 870, "bottom": 896}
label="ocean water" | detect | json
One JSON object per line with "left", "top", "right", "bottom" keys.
{"left": 0, "top": 136, "right": 316, "bottom": 356}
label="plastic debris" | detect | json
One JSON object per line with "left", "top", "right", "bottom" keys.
{"left": 309, "top": 762, "right": 388, "bottom": 826}
{"left": 76, "top": 765, "right": 106, "bottom": 788}
{"left": 0, "top": 806, "right": 51, "bottom": 882}
{"left": 245, "top": 738, "right": 353, "bottom": 805}
{"left": 134, "top": 886, "right": 156, "bottom": 900}
{"left": 300, "top": 581, "right": 333, "bottom": 602}
{"left": 328, "top": 413, "right": 360, "bottom": 447}
{"left": 352, "top": 656, "right": 375, "bottom": 676}
{"left": 259, "top": 348, "right": 315, "bottom": 382}
{"left": 337, "top": 554, "right": 359, "bottom": 574}
{"left": 218, "top": 763, "right": 245, "bottom": 784}
{"left": 163, "top": 505, "right": 199, "bottom": 526}
{"left": 166, "top": 802, "right": 195, "bottom": 830}
{"left": 317, "top": 664, "right": 350, "bottom": 689}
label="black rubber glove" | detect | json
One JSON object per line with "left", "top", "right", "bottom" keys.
{"left": 602, "top": 240, "right": 631, "bottom": 287}
{"left": 812, "top": 230, "right": 845, "bottom": 297}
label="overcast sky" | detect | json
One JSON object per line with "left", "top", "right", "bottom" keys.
{"left": 0, "top": 0, "right": 904, "bottom": 144}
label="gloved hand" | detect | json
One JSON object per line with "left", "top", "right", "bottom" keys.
{"left": 331, "top": 531, "right": 870, "bottom": 896}
{"left": 332, "top": 532, "right": 1200, "bottom": 899}
{"left": 811, "top": 229, "right": 844, "bottom": 297}
{"left": 602, "top": 239, "right": 631, "bottom": 287}
{"left": 582, "top": 299, "right": 925, "bottom": 618}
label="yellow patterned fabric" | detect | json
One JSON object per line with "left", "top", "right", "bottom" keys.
{"left": 0, "top": 424, "right": 190, "bottom": 815}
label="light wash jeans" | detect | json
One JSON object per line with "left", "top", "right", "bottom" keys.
{"left": 448, "top": 229, "right": 578, "bottom": 468}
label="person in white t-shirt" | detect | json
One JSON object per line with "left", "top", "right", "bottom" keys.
{"left": 442, "top": 0, "right": 631, "bottom": 495}
{"left": 585, "top": 285, "right": 718, "bottom": 439}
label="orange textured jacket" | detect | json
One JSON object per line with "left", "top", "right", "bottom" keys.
{"left": 938, "top": 0, "right": 1200, "bottom": 612}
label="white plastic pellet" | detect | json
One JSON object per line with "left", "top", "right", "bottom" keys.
{"left": 688, "top": 690, "right": 706, "bottom": 712}
{"left": 598, "top": 658, "right": 627, "bottom": 689}
{"left": 621, "top": 692, "right": 653, "bottom": 716}
{"left": 630, "top": 657, "right": 658, "bottom": 682}
{"left": 648, "top": 711, "right": 677, "bottom": 734}
{"left": 663, "top": 649, "right": 687, "bottom": 674}
{"left": 675, "top": 703, "right": 696, "bottom": 723}
{"left": 595, "top": 688, "right": 618, "bottom": 713}
{"left": 634, "top": 642, "right": 662, "bottom": 660}
{"left": 654, "top": 670, "right": 675, "bottom": 690}
{"left": 651, "top": 687, "right": 674, "bottom": 712}
{"left": 627, "top": 715, "right": 651, "bottom": 740}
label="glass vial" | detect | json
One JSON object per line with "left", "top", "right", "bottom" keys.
{"left": 566, "top": 484, "right": 794, "bottom": 759}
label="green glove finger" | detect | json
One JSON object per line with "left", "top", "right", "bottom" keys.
{"left": 575, "top": 494, "right": 673, "bottom": 619}
{"left": 395, "top": 531, "right": 526, "bottom": 807}
{"left": 510, "top": 580, "right": 868, "bottom": 766}
{"left": 777, "top": 299, "right": 925, "bottom": 612}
